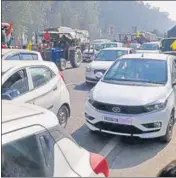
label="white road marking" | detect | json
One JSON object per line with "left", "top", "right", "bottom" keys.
{"left": 99, "top": 136, "right": 120, "bottom": 158}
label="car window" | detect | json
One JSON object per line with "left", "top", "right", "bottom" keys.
{"left": 31, "top": 54, "right": 38, "bottom": 60}
{"left": 2, "top": 134, "right": 45, "bottom": 177}
{"left": 6, "top": 54, "right": 20, "bottom": 60}
{"left": 29, "top": 67, "right": 55, "bottom": 88}
{"left": 2, "top": 69, "right": 29, "bottom": 99}
{"left": 21, "top": 53, "right": 34, "bottom": 60}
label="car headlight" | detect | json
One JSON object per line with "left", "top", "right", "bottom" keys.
{"left": 86, "top": 65, "right": 92, "bottom": 72}
{"left": 145, "top": 100, "right": 168, "bottom": 112}
{"left": 87, "top": 90, "right": 95, "bottom": 105}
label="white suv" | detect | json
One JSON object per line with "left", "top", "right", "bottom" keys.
{"left": 2, "top": 101, "right": 109, "bottom": 177}
{"left": 85, "top": 53, "right": 176, "bottom": 143}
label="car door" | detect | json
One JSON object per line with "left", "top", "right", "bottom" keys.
{"left": 27, "top": 66, "right": 60, "bottom": 113}
{"left": 2, "top": 68, "right": 35, "bottom": 104}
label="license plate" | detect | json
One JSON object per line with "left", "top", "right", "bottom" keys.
{"left": 104, "top": 116, "right": 132, "bottom": 125}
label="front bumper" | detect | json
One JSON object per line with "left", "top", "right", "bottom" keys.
{"left": 85, "top": 101, "right": 170, "bottom": 139}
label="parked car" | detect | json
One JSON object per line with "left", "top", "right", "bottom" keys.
{"left": 85, "top": 47, "right": 135, "bottom": 84}
{"left": 83, "top": 42, "right": 124, "bottom": 62}
{"left": 2, "top": 48, "right": 43, "bottom": 61}
{"left": 2, "top": 60, "right": 70, "bottom": 128}
{"left": 2, "top": 100, "right": 109, "bottom": 177}
{"left": 85, "top": 53, "right": 176, "bottom": 143}
{"left": 128, "top": 43, "right": 141, "bottom": 50}
{"left": 136, "top": 41, "right": 161, "bottom": 54}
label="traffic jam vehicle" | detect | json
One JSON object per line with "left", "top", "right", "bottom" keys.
{"left": 85, "top": 47, "right": 135, "bottom": 84}
{"left": 85, "top": 53, "right": 176, "bottom": 143}
{"left": 2, "top": 60, "right": 71, "bottom": 128}
{"left": 2, "top": 100, "right": 109, "bottom": 177}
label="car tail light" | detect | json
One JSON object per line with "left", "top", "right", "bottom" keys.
{"left": 59, "top": 71, "right": 65, "bottom": 83}
{"left": 90, "top": 152, "right": 109, "bottom": 177}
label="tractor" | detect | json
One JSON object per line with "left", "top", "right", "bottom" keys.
{"left": 40, "top": 27, "right": 90, "bottom": 71}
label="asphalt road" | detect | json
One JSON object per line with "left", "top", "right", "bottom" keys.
{"left": 63, "top": 62, "right": 176, "bottom": 177}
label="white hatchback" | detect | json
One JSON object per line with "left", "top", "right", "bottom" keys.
{"left": 2, "top": 48, "right": 43, "bottom": 61}
{"left": 2, "top": 101, "right": 109, "bottom": 177}
{"left": 85, "top": 47, "right": 135, "bottom": 84}
{"left": 85, "top": 53, "right": 176, "bottom": 143}
{"left": 2, "top": 60, "right": 70, "bottom": 128}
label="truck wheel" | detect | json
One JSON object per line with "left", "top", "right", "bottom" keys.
{"left": 70, "top": 48, "right": 82, "bottom": 68}
{"left": 57, "top": 58, "right": 67, "bottom": 71}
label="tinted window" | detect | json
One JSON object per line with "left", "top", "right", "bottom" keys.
{"left": 2, "top": 135, "right": 45, "bottom": 177}
{"left": 105, "top": 43, "right": 117, "bottom": 48}
{"left": 95, "top": 50, "right": 128, "bottom": 61}
{"left": 6, "top": 54, "right": 20, "bottom": 60}
{"left": 103, "top": 58, "right": 167, "bottom": 85}
{"left": 29, "top": 67, "right": 55, "bottom": 88}
{"left": 21, "top": 53, "right": 33, "bottom": 60}
{"left": 2, "top": 69, "right": 29, "bottom": 98}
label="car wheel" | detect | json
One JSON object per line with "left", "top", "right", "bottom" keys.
{"left": 160, "top": 111, "right": 175, "bottom": 143}
{"left": 57, "top": 105, "right": 69, "bottom": 128}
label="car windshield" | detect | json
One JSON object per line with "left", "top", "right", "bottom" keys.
{"left": 140, "top": 43, "right": 159, "bottom": 50}
{"left": 103, "top": 58, "right": 167, "bottom": 84}
{"left": 95, "top": 50, "right": 128, "bottom": 61}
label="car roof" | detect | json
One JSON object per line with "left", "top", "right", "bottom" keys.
{"left": 102, "top": 47, "right": 131, "bottom": 51}
{"left": 2, "top": 100, "right": 58, "bottom": 130}
{"left": 2, "top": 60, "right": 57, "bottom": 74}
{"left": 120, "top": 53, "right": 171, "bottom": 61}
{"left": 2, "top": 48, "right": 40, "bottom": 55}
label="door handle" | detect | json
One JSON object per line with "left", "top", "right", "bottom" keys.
{"left": 53, "top": 86, "right": 58, "bottom": 91}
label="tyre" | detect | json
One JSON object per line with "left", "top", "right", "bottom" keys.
{"left": 69, "top": 48, "right": 82, "bottom": 68}
{"left": 57, "top": 105, "right": 69, "bottom": 128}
{"left": 56, "top": 58, "right": 67, "bottom": 71}
{"left": 160, "top": 111, "right": 175, "bottom": 143}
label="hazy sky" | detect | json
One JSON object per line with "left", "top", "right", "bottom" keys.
{"left": 144, "top": 1, "right": 176, "bottom": 21}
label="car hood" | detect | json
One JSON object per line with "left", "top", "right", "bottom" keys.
{"left": 90, "top": 61, "right": 114, "bottom": 70}
{"left": 93, "top": 81, "right": 168, "bottom": 106}
{"left": 136, "top": 50, "right": 160, "bottom": 54}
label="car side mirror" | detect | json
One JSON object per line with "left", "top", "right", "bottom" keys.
{"left": 172, "top": 81, "right": 176, "bottom": 87}
{"left": 2, "top": 93, "right": 12, "bottom": 100}
{"left": 95, "top": 72, "right": 103, "bottom": 80}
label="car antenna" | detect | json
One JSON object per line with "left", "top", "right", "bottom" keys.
{"left": 141, "top": 53, "right": 144, "bottom": 57}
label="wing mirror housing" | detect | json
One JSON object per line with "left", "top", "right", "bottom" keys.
{"left": 95, "top": 72, "right": 103, "bottom": 80}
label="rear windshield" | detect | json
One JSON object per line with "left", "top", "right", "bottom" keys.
{"left": 95, "top": 50, "right": 128, "bottom": 61}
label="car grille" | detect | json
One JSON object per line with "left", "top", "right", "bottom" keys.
{"left": 91, "top": 101, "right": 148, "bottom": 114}
{"left": 94, "top": 69, "right": 106, "bottom": 74}
{"left": 92, "top": 122, "right": 160, "bottom": 134}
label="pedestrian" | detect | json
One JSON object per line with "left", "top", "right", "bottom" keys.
{"left": 157, "top": 160, "right": 176, "bottom": 177}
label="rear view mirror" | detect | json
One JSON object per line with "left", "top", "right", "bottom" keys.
{"left": 95, "top": 72, "right": 103, "bottom": 80}
{"left": 2, "top": 93, "right": 12, "bottom": 100}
